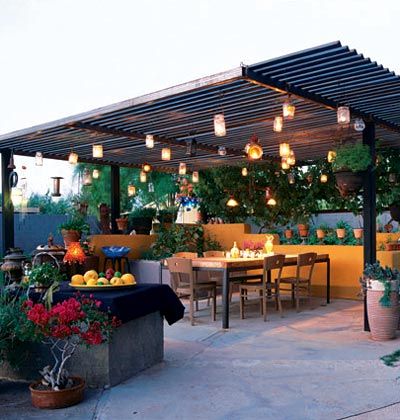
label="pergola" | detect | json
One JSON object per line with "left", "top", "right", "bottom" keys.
{"left": 1, "top": 41, "right": 400, "bottom": 328}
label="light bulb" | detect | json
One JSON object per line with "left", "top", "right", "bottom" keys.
{"left": 320, "top": 174, "right": 328, "bottom": 183}
{"left": 327, "top": 150, "right": 336, "bottom": 163}
{"left": 92, "top": 169, "right": 100, "bottom": 179}
{"left": 281, "top": 157, "right": 290, "bottom": 170}
{"left": 242, "top": 167, "right": 248, "bottom": 176}
{"left": 226, "top": 196, "right": 239, "bottom": 207}
{"left": 140, "top": 171, "right": 147, "bottom": 183}
{"left": 282, "top": 97, "right": 295, "bottom": 119}
{"left": 267, "top": 198, "right": 277, "bottom": 206}
{"left": 287, "top": 149, "right": 296, "bottom": 166}
{"left": 143, "top": 163, "right": 152, "bottom": 173}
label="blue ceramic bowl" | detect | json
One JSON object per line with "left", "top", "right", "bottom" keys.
{"left": 101, "top": 246, "right": 131, "bottom": 258}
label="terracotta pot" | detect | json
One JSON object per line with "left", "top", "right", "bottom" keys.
{"left": 61, "top": 230, "right": 81, "bottom": 248}
{"left": 30, "top": 376, "right": 85, "bottom": 409}
{"left": 367, "top": 280, "right": 399, "bottom": 341}
{"left": 297, "top": 224, "right": 309, "bottom": 237}
{"left": 284, "top": 229, "right": 293, "bottom": 239}
{"left": 116, "top": 218, "right": 128, "bottom": 232}
{"left": 353, "top": 228, "right": 363, "bottom": 239}
{"left": 316, "top": 229, "right": 325, "bottom": 240}
{"left": 384, "top": 223, "right": 394, "bottom": 233}
{"left": 336, "top": 228, "right": 346, "bottom": 239}
{"left": 334, "top": 170, "right": 363, "bottom": 197}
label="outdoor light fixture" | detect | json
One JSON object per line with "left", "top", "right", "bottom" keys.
{"left": 327, "top": 150, "right": 337, "bottom": 163}
{"left": 282, "top": 95, "right": 295, "bottom": 119}
{"left": 35, "top": 152, "right": 43, "bottom": 166}
{"left": 214, "top": 113, "right": 226, "bottom": 137}
{"left": 186, "top": 139, "right": 197, "bottom": 156}
{"left": 142, "top": 163, "right": 152, "bottom": 173}
{"left": 241, "top": 167, "right": 248, "bottom": 177}
{"left": 92, "top": 169, "right": 100, "bottom": 179}
{"left": 265, "top": 187, "right": 276, "bottom": 206}
{"left": 145, "top": 134, "right": 155, "bottom": 148}
{"left": 63, "top": 242, "right": 86, "bottom": 265}
{"left": 279, "top": 143, "right": 291, "bottom": 158}
{"left": 127, "top": 184, "right": 136, "bottom": 197}
{"left": 11, "top": 187, "right": 23, "bottom": 207}
{"left": 161, "top": 148, "right": 171, "bottom": 161}
{"left": 92, "top": 144, "right": 103, "bottom": 158}
{"left": 337, "top": 106, "right": 350, "bottom": 125}
{"left": 192, "top": 171, "right": 199, "bottom": 183}
{"left": 287, "top": 149, "right": 296, "bottom": 166}
{"left": 179, "top": 162, "right": 187, "bottom": 175}
{"left": 51, "top": 176, "right": 63, "bottom": 197}
{"left": 267, "top": 197, "right": 277, "bottom": 206}
{"left": 281, "top": 157, "right": 290, "bottom": 170}
{"left": 226, "top": 196, "right": 239, "bottom": 207}
{"left": 68, "top": 152, "right": 78, "bottom": 165}
{"left": 354, "top": 118, "right": 366, "bottom": 132}
{"left": 320, "top": 174, "right": 328, "bottom": 183}
{"left": 140, "top": 171, "right": 147, "bottom": 183}
{"left": 218, "top": 146, "right": 227, "bottom": 156}
{"left": 246, "top": 134, "right": 263, "bottom": 160}
{"left": 288, "top": 173, "right": 295, "bottom": 184}
{"left": 273, "top": 116, "right": 283, "bottom": 132}
{"left": 82, "top": 168, "right": 92, "bottom": 186}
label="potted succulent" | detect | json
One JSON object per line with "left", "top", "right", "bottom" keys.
{"left": 59, "top": 214, "right": 90, "bottom": 247}
{"left": 332, "top": 142, "right": 372, "bottom": 197}
{"left": 335, "top": 220, "right": 347, "bottom": 240}
{"left": 361, "top": 262, "right": 400, "bottom": 341}
{"left": 316, "top": 223, "right": 329, "bottom": 241}
{"left": 25, "top": 294, "right": 120, "bottom": 409}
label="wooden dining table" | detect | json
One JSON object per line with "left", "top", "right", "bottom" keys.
{"left": 191, "top": 254, "right": 330, "bottom": 329}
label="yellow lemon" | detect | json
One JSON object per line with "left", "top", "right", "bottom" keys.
{"left": 71, "top": 274, "right": 85, "bottom": 285}
{"left": 121, "top": 273, "right": 136, "bottom": 285}
{"left": 110, "top": 277, "right": 118, "bottom": 285}
{"left": 84, "top": 270, "right": 98, "bottom": 283}
{"left": 97, "top": 277, "right": 109, "bottom": 286}
{"left": 86, "top": 278, "right": 98, "bottom": 286}
{"left": 112, "top": 277, "right": 124, "bottom": 286}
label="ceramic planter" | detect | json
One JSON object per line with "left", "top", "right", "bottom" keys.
{"left": 334, "top": 170, "right": 363, "bottom": 197}
{"left": 284, "top": 229, "right": 293, "bottom": 239}
{"left": 366, "top": 279, "right": 399, "bottom": 341}
{"left": 61, "top": 230, "right": 81, "bottom": 248}
{"left": 297, "top": 224, "right": 309, "bottom": 237}
{"left": 30, "top": 376, "right": 85, "bottom": 409}
{"left": 336, "top": 228, "right": 346, "bottom": 239}
{"left": 353, "top": 228, "right": 363, "bottom": 239}
{"left": 316, "top": 229, "right": 325, "bottom": 240}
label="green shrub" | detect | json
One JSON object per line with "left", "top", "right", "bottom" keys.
{"left": 333, "top": 143, "right": 372, "bottom": 172}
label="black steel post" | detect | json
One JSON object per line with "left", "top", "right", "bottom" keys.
{"left": 362, "top": 121, "right": 376, "bottom": 332}
{"left": 1, "top": 149, "right": 15, "bottom": 253}
{"left": 110, "top": 165, "right": 120, "bottom": 234}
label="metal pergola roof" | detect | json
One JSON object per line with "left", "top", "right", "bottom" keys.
{"left": 1, "top": 41, "right": 400, "bottom": 171}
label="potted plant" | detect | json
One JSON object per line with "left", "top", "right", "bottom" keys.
{"left": 284, "top": 225, "right": 293, "bottom": 239}
{"left": 296, "top": 216, "right": 310, "bottom": 238}
{"left": 316, "top": 223, "right": 329, "bottom": 241}
{"left": 115, "top": 216, "right": 128, "bottom": 232}
{"left": 29, "top": 263, "right": 66, "bottom": 293}
{"left": 24, "top": 294, "right": 120, "bottom": 409}
{"left": 361, "top": 262, "right": 400, "bottom": 341}
{"left": 59, "top": 213, "right": 90, "bottom": 247}
{"left": 128, "top": 207, "right": 157, "bottom": 235}
{"left": 335, "top": 220, "right": 347, "bottom": 240}
{"left": 353, "top": 227, "right": 363, "bottom": 240}
{"left": 332, "top": 142, "right": 372, "bottom": 197}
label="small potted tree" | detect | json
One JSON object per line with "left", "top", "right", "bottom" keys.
{"left": 59, "top": 213, "right": 90, "bottom": 248}
{"left": 335, "top": 220, "right": 347, "bottom": 240}
{"left": 361, "top": 262, "right": 400, "bottom": 341}
{"left": 332, "top": 142, "right": 372, "bottom": 197}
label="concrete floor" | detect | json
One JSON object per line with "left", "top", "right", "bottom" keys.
{"left": 2, "top": 296, "right": 400, "bottom": 420}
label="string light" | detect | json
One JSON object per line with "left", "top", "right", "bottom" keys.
{"left": 214, "top": 114, "right": 226, "bottom": 137}
{"left": 140, "top": 171, "right": 147, "bottom": 183}
{"left": 145, "top": 134, "right": 154, "bottom": 148}
{"left": 92, "top": 169, "right": 100, "bottom": 179}
{"left": 337, "top": 106, "right": 350, "bottom": 125}
{"left": 68, "top": 152, "right": 78, "bottom": 165}
{"left": 241, "top": 167, "right": 248, "bottom": 176}
{"left": 192, "top": 171, "right": 199, "bottom": 183}
{"left": 282, "top": 96, "right": 295, "bottom": 119}
{"left": 128, "top": 184, "right": 136, "bottom": 197}
{"left": 179, "top": 162, "right": 187, "bottom": 175}
{"left": 35, "top": 152, "right": 43, "bottom": 166}
{"left": 92, "top": 145, "right": 103, "bottom": 158}
{"left": 273, "top": 116, "right": 283, "bottom": 132}
{"left": 279, "top": 143, "right": 290, "bottom": 158}
{"left": 161, "top": 148, "right": 171, "bottom": 161}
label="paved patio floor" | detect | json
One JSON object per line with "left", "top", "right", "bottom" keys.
{"left": 1, "top": 296, "right": 400, "bottom": 419}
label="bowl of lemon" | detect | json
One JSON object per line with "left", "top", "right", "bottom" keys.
{"left": 69, "top": 268, "right": 136, "bottom": 291}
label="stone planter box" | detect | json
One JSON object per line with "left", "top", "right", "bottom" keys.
{"left": 129, "top": 259, "right": 171, "bottom": 286}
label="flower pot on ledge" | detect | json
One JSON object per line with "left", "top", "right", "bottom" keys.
{"left": 353, "top": 228, "right": 363, "bottom": 240}
{"left": 284, "top": 229, "right": 293, "bottom": 239}
{"left": 61, "top": 229, "right": 81, "bottom": 248}
{"left": 336, "top": 229, "right": 346, "bottom": 239}
{"left": 116, "top": 217, "right": 128, "bottom": 232}
{"left": 316, "top": 229, "right": 325, "bottom": 240}
{"left": 297, "top": 224, "right": 309, "bottom": 238}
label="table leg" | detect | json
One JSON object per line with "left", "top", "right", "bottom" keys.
{"left": 222, "top": 268, "right": 230, "bottom": 329}
{"left": 326, "top": 259, "right": 331, "bottom": 304}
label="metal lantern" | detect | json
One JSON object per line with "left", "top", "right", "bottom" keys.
{"left": 241, "top": 167, "right": 248, "bottom": 176}
{"left": 279, "top": 143, "right": 290, "bottom": 158}
{"left": 92, "top": 144, "right": 103, "bottom": 158}
{"left": 214, "top": 113, "right": 226, "bottom": 137}
{"left": 51, "top": 176, "right": 63, "bottom": 197}
{"left": 320, "top": 174, "right": 328, "bottom": 183}
{"left": 273, "top": 116, "right": 283, "bottom": 132}
{"left": 179, "top": 162, "right": 187, "bottom": 175}
{"left": 337, "top": 106, "right": 350, "bottom": 125}
{"left": 68, "top": 152, "right": 78, "bottom": 165}
{"left": 142, "top": 163, "right": 152, "bottom": 173}
{"left": 354, "top": 118, "right": 366, "bottom": 132}
{"left": 35, "top": 152, "right": 43, "bottom": 166}
{"left": 287, "top": 149, "right": 296, "bottom": 166}
{"left": 128, "top": 184, "right": 136, "bottom": 197}
{"left": 145, "top": 134, "right": 154, "bottom": 148}
{"left": 327, "top": 150, "right": 337, "bottom": 163}
{"left": 161, "top": 148, "right": 171, "bottom": 161}
{"left": 218, "top": 146, "right": 227, "bottom": 156}
{"left": 192, "top": 171, "right": 199, "bottom": 183}
{"left": 246, "top": 134, "right": 263, "bottom": 160}
{"left": 92, "top": 169, "right": 100, "bottom": 179}
{"left": 226, "top": 196, "right": 239, "bottom": 207}
{"left": 82, "top": 168, "right": 92, "bottom": 186}
{"left": 282, "top": 97, "right": 295, "bottom": 119}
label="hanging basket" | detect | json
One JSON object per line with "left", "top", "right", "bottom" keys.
{"left": 334, "top": 170, "right": 363, "bottom": 197}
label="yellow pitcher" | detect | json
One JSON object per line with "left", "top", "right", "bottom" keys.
{"left": 264, "top": 234, "right": 274, "bottom": 254}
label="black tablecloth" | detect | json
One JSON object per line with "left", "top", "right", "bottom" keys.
{"left": 50, "top": 283, "right": 184, "bottom": 325}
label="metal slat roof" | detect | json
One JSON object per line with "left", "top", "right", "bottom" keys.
{"left": 1, "top": 41, "right": 399, "bottom": 170}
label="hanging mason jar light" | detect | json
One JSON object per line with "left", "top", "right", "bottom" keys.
{"left": 35, "top": 152, "right": 43, "bottom": 166}
{"left": 142, "top": 163, "right": 152, "bottom": 173}
{"left": 92, "top": 169, "right": 100, "bottom": 179}
{"left": 320, "top": 174, "right": 328, "bottom": 183}
{"left": 92, "top": 144, "right": 103, "bottom": 158}
{"left": 353, "top": 118, "right": 366, "bottom": 132}
{"left": 282, "top": 95, "right": 295, "bottom": 119}
{"left": 273, "top": 116, "right": 283, "bottom": 132}
{"left": 288, "top": 173, "right": 295, "bottom": 184}
{"left": 192, "top": 171, "right": 199, "bottom": 183}
{"left": 226, "top": 196, "right": 239, "bottom": 207}
{"left": 82, "top": 168, "right": 92, "bottom": 186}
{"left": 241, "top": 167, "right": 248, "bottom": 177}
{"left": 11, "top": 187, "right": 23, "bottom": 206}
{"left": 327, "top": 150, "right": 337, "bottom": 163}
{"left": 127, "top": 184, "right": 136, "bottom": 197}
{"left": 68, "top": 151, "right": 78, "bottom": 165}
{"left": 214, "top": 113, "right": 226, "bottom": 137}
{"left": 279, "top": 143, "right": 291, "bottom": 158}
{"left": 161, "top": 148, "right": 171, "bottom": 161}
{"left": 281, "top": 157, "right": 290, "bottom": 170}
{"left": 287, "top": 149, "right": 296, "bottom": 166}
{"left": 245, "top": 134, "right": 263, "bottom": 160}
{"left": 51, "top": 176, "right": 63, "bottom": 197}
{"left": 218, "top": 146, "right": 227, "bottom": 156}
{"left": 337, "top": 106, "right": 350, "bottom": 125}
{"left": 140, "top": 170, "right": 147, "bottom": 183}
{"left": 179, "top": 162, "right": 187, "bottom": 175}
{"left": 145, "top": 134, "right": 154, "bottom": 148}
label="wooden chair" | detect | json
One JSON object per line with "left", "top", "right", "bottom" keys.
{"left": 166, "top": 257, "right": 216, "bottom": 326}
{"left": 279, "top": 252, "right": 317, "bottom": 312}
{"left": 172, "top": 252, "right": 198, "bottom": 258}
{"left": 239, "top": 254, "right": 285, "bottom": 321}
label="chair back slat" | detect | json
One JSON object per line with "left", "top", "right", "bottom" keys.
{"left": 203, "top": 250, "right": 224, "bottom": 258}
{"left": 172, "top": 252, "right": 198, "bottom": 259}
{"left": 166, "top": 257, "right": 195, "bottom": 293}
{"left": 296, "top": 252, "right": 317, "bottom": 281}
{"left": 263, "top": 254, "right": 285, "bottom": 287}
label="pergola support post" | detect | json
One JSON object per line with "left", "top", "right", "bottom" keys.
{"left": 110, "top": 165, "right": 121, "bottom": 234}
{"left": 362, "top": 121, "right": 376, "bottom": 332}
{"left": 1, "top": 149, "right": 15, "bottom": 254}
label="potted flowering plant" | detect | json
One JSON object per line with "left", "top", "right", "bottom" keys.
{"left": 25, "top": 294, "right": 120, "bottom": 409}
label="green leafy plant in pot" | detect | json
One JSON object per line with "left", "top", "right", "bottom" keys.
{"left": 59, "top": 213, "right": 90, "bottom": 247}
{"left": 316, "top": 223, "right": 329, "bottom": 241}
{"left": 332, "top": 142, "right": 372, "bottom": 197}
{"left": 360, "top": 262, "right": 400, "bottom": 341}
